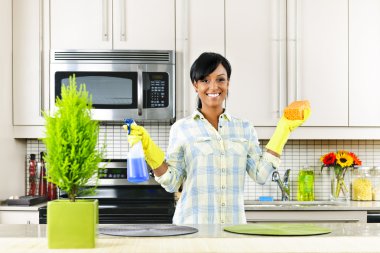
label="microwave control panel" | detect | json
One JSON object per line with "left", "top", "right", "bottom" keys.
{"left": 144, "top": 72, "right": 169, "bottom": 108}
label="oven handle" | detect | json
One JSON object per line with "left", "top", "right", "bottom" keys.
{"left": 137, "top": 65, "right": 143, "bottom": 116}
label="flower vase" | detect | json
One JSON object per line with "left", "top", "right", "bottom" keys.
{"left": 330, "top": 168, "right": 350, "bottom": 201}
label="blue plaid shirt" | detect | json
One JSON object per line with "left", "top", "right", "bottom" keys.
{"left": 155, "top": 110, "right": 280, "bottom": 224}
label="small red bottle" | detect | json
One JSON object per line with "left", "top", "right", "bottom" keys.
{"left": 28, "top": 154, "right": 37, "bottom": 196}
{"left": 38, "top": 152, "right": 47, "bottom": 196}
{"left": 47, "top": 182, "right": 57, "bottom": 201}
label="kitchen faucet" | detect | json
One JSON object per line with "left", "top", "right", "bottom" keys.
{"left": 272, "top": 169, "right": 291, "bottom": 201}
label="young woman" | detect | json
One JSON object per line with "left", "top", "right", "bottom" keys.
{"left": 124, "top": 52, "right": 310, "bottom": 224}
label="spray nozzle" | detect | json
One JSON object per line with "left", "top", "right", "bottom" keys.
{"left": 124, "top": 118, "right": 135, "bottom": 135}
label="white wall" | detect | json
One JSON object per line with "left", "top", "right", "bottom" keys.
{"left": 0, "top": 0, "right": 26, "bottom": 200}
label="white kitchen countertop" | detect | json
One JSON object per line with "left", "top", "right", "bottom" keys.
{"left": 0, "top": 202, "right": 47, "bottom": 211}
{"left": 0, "top": 223, "right": 380, "bottom": 252}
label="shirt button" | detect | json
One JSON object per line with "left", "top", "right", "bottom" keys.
{"left": 222, "top": 185, "right": 226, "bottom": 189}
{"left": 221, "top": 152, "right": 225, "bottom": 155}
{"left": 222, "top": 203, "right": 225, "bottom": 206}
{"left": 222, "top": 168, "right": 226, "bottom": 172}
{"left": 221, "top": 220, "right": 225, "bottom": 224}
{"left": 218, "top": 137, "right": 222, "bottom": 141}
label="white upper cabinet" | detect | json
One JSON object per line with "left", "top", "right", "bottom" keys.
{"left": 349, "top": 0, "right": 380, "bottom": 126}
{"left": 176, "top": 0, "right": 225, "bottom": 117}
{"left": 113, "top": 0, "right": 175, "bottom": 50}
{"left": 291, "top": 0, "right": 348, "bottom": 127}
{"left": 50, "top": 0, "right": 175, "bottom": 50}
{"left": 50, "top": 0, "right": 111, "bottom": 49}
{"left": 225, "top": 0, "right": 348, "bottom": 127}
{"left": 13, "top": 0, "right": 49, "bottom": 127}
{"left": 226, "top": 0, "right": 286, "bottom": 126}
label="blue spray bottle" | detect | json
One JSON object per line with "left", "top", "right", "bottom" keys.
{"left": 124, "top": 119, "right": 149, "bottom": 183}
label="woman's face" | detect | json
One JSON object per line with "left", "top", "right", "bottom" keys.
{"left": 193, "top": 64, "right": 229, "bottom": 110}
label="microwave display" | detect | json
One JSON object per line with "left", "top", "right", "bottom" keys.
{"left": 143, "top": 72, "right": 169, "bottom": 108}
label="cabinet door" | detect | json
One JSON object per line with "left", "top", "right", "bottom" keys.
{"left": 0, "top": 211, "right": 39, "bottom": 224}
{"left": 293, "top": 0, "right": 348, "bottom": 126}
{"left": 113, "top": 0, "right": 175, "bottom": 50}
{"left": 50, "top": 0, "right": 112, "bottom": 49}
{"left": 13, "top": 0, "right": 45, "bottom": 125}
{"left": 349, "top": 0, "right": 380, "bottom": 126}
{"left": 176, "top": 0, "right": 225, "bottom": 116}
{"left": 226, "top": 0, "right": 287, "bottom": 126}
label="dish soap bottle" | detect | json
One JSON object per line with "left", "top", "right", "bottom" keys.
{"left": 124, "top": 119, "right": 149, "bottom": 183}
{"left": 297, "top": 167, "right": 315, "bottom": 201}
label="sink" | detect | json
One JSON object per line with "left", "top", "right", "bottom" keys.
{"left": 245, "top": 201, "right": 346, "bottom": 208}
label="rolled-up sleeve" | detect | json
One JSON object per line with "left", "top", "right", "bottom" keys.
{"left": 246, "top": 125, "right": 280, "bottom": 184}
{"left": 155, "top": 124, "right": 186, "bottom": 192}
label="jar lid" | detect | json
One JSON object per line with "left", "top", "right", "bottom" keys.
{"left": 355, "top": 166, "right": 372, "bottom": 171}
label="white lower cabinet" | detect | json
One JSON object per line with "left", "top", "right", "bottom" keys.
{"left": 0, "top": 211, "right": 39, "bottom": 224}
{"left": 246, "top": 211, "right": 367, "bottom": 223}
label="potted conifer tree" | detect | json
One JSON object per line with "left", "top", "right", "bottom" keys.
{"left": 43, "top": 75, "right": 103, "bottom": 249}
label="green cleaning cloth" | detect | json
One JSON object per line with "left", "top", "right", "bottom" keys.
{"left": 224, "top": 223, "right": 331, "bottom": 236}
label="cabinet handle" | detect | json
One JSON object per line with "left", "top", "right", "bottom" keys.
{"left": 277, "top": 0, "right": 287, "bottom": 118}
{"left": 120, "top": 0, "right": 126, "bottom": 41}
{"left": 39, "top": 0, "right": 44, "bottom": 117}
{"left": 102, "top": 0, "right": 109, "bottom": 41}
{"left": 277, "top": 0, "right": 282, "bottom": 118}
{"left": 182, "top": 0, "right": 190, "bottom": 117}
{"left": 294, "top": 0, "right": 299, "bottom": 101}
{"left": 137, "top": 65, "right": 143, "bottom": 116}
{"left": 287, "top": 0, "right": 300, "bottom": 102}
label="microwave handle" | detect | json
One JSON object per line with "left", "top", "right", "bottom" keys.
{"left": 137, "top": 65, "right": 143, "bottom": 116}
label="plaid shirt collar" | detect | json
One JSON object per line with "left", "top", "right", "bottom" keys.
{"left": 191, "top": 109, "right": 232, "bottom": 121}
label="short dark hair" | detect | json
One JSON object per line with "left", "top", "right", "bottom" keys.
{"left": 190, "top": 52, "right": 231, "bottom": 83}
{"left": 190, "top": 52, "right": 232, "bottom": 108}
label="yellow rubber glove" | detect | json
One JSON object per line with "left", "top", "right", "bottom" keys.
{"left": 122, "top": 124, "right": 165, "bottom": 169}
{"left": 266, "top": 104, "right": 311, "bottom": 155}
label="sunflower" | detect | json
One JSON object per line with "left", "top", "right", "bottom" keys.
{"left": 349, "top": 152, "right": 362, "bottom": 166}
{"left": 336, "top": 151, "right": 354, "bottom": 168}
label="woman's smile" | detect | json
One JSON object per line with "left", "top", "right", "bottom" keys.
{"left": 206, "top": 93, "right": 221, "bottom": 97}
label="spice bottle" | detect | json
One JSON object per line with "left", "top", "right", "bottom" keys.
{"left": 38, "top": 152, "right": 47, "bottom": 196}
{"left": 352, "top": 166, "right": 372, "bottom": 201}
{"left": 28, "top": 154, "right": 37, "bottom": 196}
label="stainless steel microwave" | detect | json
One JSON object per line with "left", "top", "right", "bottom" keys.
{"left": 50, "top": 50, "right": 175, "bottom": 122}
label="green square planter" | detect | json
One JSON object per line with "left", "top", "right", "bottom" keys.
{"left": 47, "top": 199, "right": 98, "bottom": 249}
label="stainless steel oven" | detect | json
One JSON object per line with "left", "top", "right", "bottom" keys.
{"left": 50, "top": 50, "right": 175, "bottom": 122}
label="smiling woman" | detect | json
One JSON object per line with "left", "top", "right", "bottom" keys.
{"left": 122, "top": 52, "right": 310, "bottom": 225}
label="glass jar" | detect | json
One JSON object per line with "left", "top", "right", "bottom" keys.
{"left": 297, "top": 168, "right": 315, "bottom": 201}
{"left": 351, "top": 166, "right": 372, "bottom": 201}
{"left": 372, "top": 166, "right": 380, "bottom": 201}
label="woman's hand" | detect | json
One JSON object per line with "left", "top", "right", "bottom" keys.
{"left": 266, "top": 101, "right": 311, "bottom": 156}
{"left": 122, "top": 124, "right": 165, "bottom": 170}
